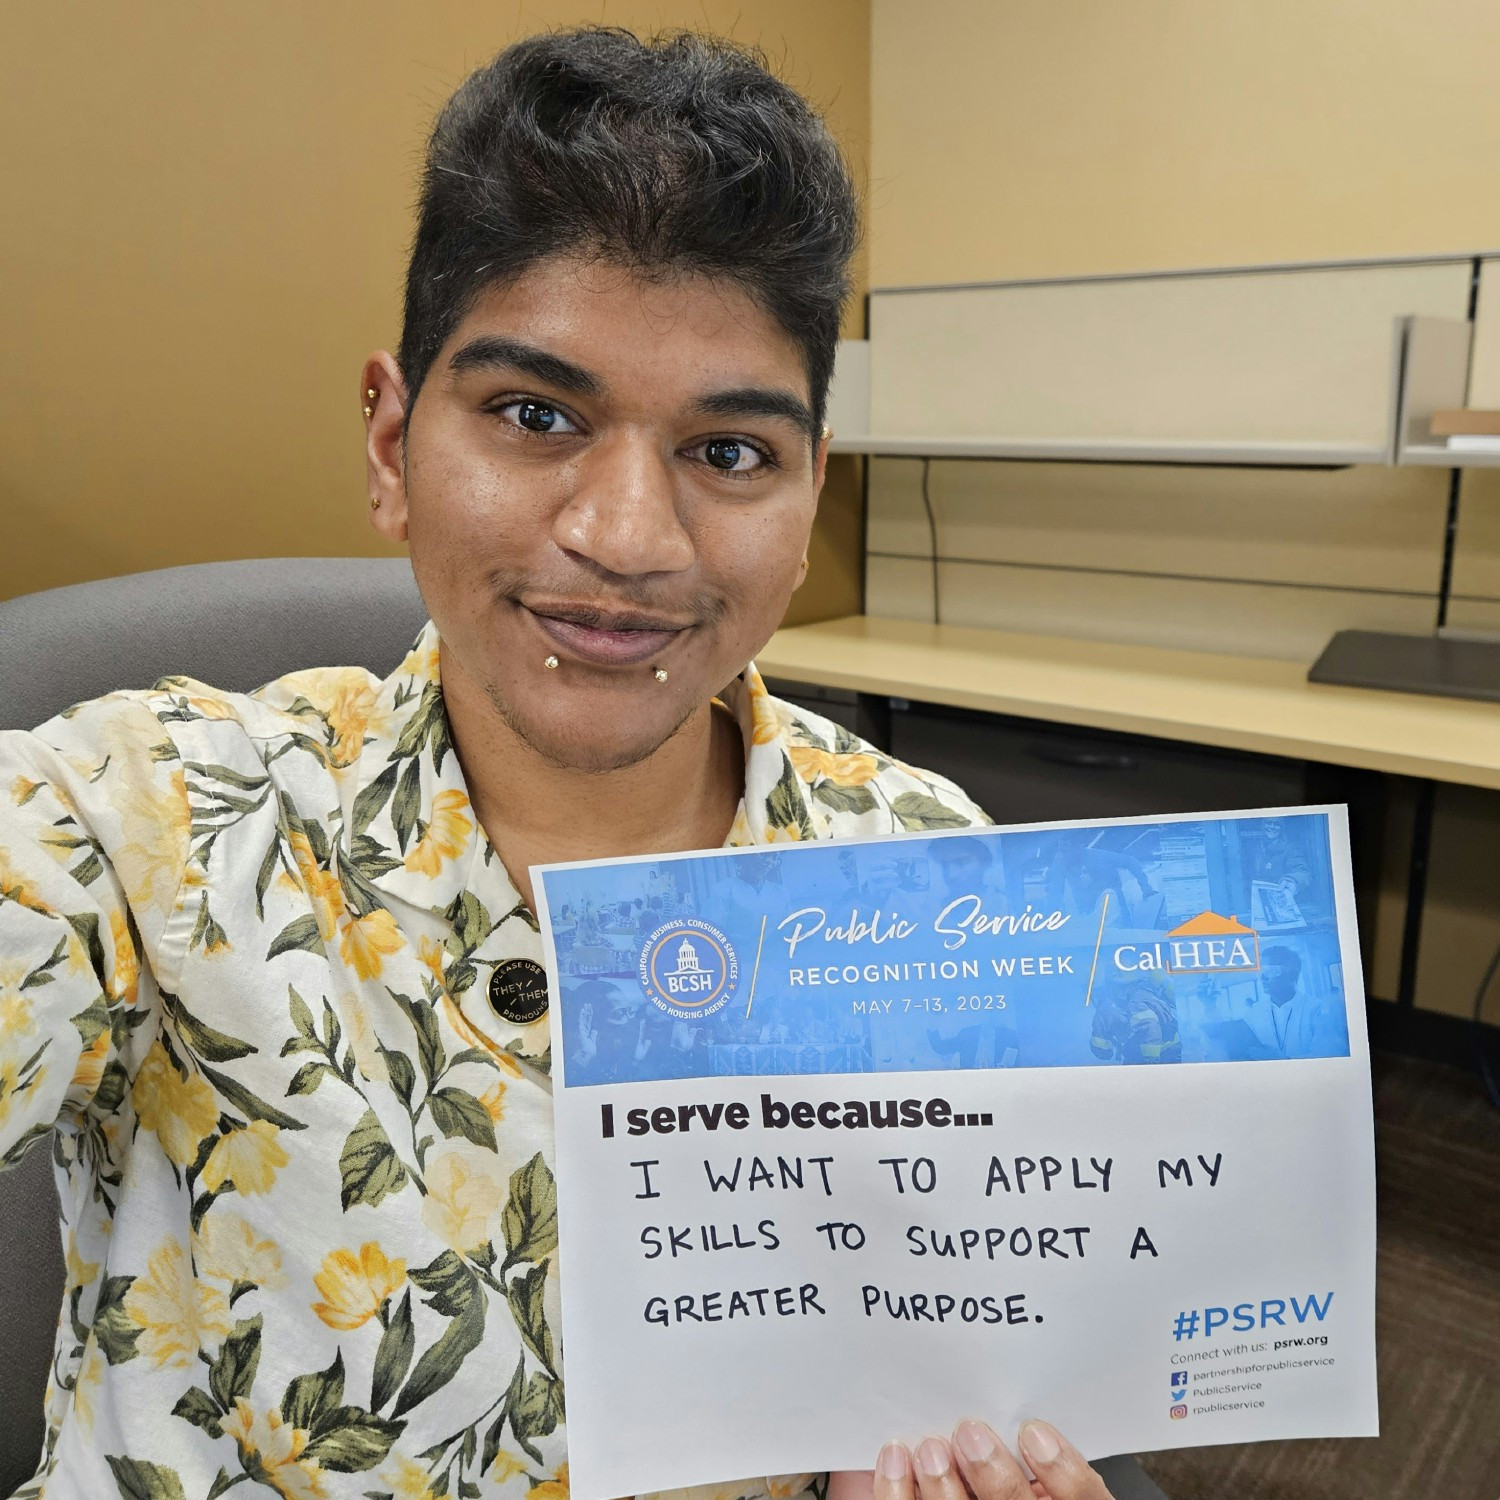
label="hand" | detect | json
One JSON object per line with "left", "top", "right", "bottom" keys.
{"left": 634, "top": 1018, "right": 653, "bottom": 1062}
{"left": 578, "top": 1003, "right": 598, "bottom": 1062}
{"left": 829, "top": 1418, "right": 1114, "bottom": 1500}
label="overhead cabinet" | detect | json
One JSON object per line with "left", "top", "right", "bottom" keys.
{"left": 825, "top": 257, "right": 1481, "bottom": 467}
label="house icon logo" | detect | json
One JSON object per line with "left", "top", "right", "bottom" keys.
{"left": 1163, "top": 911, "right": 1260, "bottom": 975}
{"left": 638, "top": 919, "right": 739, "bottom": 1020}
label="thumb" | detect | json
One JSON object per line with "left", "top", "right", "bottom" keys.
{"left": 1018, "top": 1422, "right": 1113, "bottom": 1500}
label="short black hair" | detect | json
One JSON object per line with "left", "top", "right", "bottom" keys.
{"left": 400, "top": 26, "right": 860, "bottom": 438}
{"left": 1262, "top": 945, "right": 1302, "bottom": 979}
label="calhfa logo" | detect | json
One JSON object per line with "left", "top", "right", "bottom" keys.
{"left": 1163, "top": 911, "right": 1260, "bottom": 975}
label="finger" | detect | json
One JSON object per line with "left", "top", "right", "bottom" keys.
{"left": 1016, "top": 1422, "right": 1112, "bottom": 1500}
{"left": 828, "top": 1470, "right": 876, "bottom": 1500}
{"left": 950, "top": 1419, "right": 1032, "bottom": 1500}
{"left": 911, "top": 1436, "right": 970, "bottom": 1500}
{"left": 871, "top": 1443, "right": 913, "bottom": 1500}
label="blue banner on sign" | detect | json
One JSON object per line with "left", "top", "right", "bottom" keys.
{"left": 539, "top": 811, "right": 1352, "bottom": 1087}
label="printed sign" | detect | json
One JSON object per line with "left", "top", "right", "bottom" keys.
{"left": 536, "top": 806, "right": 1378, "bottom": 1500}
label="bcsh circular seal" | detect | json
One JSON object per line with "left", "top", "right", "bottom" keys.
{"left": 638, "top": 919, "right": 739, "bottom": 1021}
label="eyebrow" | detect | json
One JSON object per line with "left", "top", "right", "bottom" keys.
{"left": 447, "top": 335, "right": 816, "bottom": 442}
{"left": 447, "top": 335, "right": 604, "bottom": 397}
{"left": 687, "top": 387, "right": 817, "bottom": 443}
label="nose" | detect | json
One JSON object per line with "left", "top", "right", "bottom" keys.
{"left": 551, "top": 430, "right": 695, "bottom": 577}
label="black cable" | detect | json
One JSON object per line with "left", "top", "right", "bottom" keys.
{"left": 919, "top": 456, "right": 940, "bottom": 625}
{"left": 1474, "top": 939, "right": 1500, "bottom": 1111}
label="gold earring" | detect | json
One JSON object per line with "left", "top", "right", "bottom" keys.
{"left": 653, "top": 667, "right": 668, "bottom": 683}
{"left": 366, "top": 387, "right": 378, "bottom": 401}
{"left": 544, "top": 655, "right": 560, "bottom": 670}
{"left": 363, "top": 405, "right": 374, "bottom": 418}
{"left": 820, "top": 423, "right": 832, "bottom": 440}
{"left": 369, "top": 495, "right": 381, "bottom": 510}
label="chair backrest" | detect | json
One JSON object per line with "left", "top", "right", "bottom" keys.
{"left": 0, "top": 557, "right": 428, "bottom": 1494}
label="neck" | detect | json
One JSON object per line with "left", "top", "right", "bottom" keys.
{"left": 439, "top": 645, "right": 744, "bottom": 911}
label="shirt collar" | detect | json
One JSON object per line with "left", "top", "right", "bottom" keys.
{"left": 338, "top": 620, "right": 829, "bottom": 917}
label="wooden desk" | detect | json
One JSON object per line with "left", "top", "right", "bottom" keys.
{"left": 757, "top": 615, "right": 1500, "bottom": 792}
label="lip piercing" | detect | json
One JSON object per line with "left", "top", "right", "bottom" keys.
{"left": 653, "top": 667, "right": 669, "bottom": 683}
{"left": 544, "top": 655, "right": 559, "bottom": 670}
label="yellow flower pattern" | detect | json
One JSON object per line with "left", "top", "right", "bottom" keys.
{"left": 123, "top": 1237, "right": 234, "bottom": 1369}
{"left": 312, "top": 1243, "right": 407, "bottom": 1331}
{"left": 221, "top": 1400, "right": 329, "bottom": 1500}
{"left": 404, "top": 788, "right": 475, "bottom": 876}
{"left": 201, "top": 1119, "right": 291, "bottom": 1195}
{"left": 0, "top": 618, "right": 985, "bottom": 1497}
{"left": 131, "top": 1040, "right": 220, "bottom": 1166}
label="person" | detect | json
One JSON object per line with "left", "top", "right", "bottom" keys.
{"left": 1244, "top": 818, "right": 1311, "bottom": 898}
{"left": 0, "top": 27, "right": 1120, "bottom": 1500}
{"left": 1044, "top": 831, "right": 1158, "bottom": 926}
{"left": 1089, "top": 976, "right": 1183, "bottom": 1065}
{"left": 1241, "top": 945, "right": 1342, "bottom": 1059}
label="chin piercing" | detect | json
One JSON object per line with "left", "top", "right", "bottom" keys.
{"left": 653, "top": 667, "right": 669, "bottom": 683}
{"left": 544, "top": 655, "right": 559, "bottom": 670}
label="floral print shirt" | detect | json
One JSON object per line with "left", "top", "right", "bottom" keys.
{"left": 0, "top": 620, "right": 986, "bottom": 1500}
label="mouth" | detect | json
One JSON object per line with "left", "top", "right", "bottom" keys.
{"left": 523, "top": 601, "right": 692, "bottom": 668}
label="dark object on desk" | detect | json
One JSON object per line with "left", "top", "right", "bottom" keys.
{"left": 1309, "top": 629, "right": 1500, "bottom": 704}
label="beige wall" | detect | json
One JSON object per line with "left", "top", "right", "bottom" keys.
{"left": 871, "top": 0, "right": 1500, "bottom": 287}
{"left": 0, "top": 1, "right": 868, "bottom": 614}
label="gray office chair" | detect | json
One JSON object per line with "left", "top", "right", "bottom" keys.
{"left": 0, "top": 557, "right": 428, "bottom": 1494}
{"left": 0, "top": 559, "right": 1167, "bottom": 1500}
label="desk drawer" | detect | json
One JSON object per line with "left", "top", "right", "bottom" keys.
{"left": 888, "top": 702, "right": 1308, "bottom": 824}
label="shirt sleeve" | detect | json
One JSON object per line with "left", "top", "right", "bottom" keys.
{"left": 0, "top": 693, "right": 190, "bottom": 1166}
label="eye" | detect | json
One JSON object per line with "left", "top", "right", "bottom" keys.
{"left": 692, "top": 437, "right": 774, "bottom": 475}
{"left": 494, "top": 399, "right": 580, "bottom": 436}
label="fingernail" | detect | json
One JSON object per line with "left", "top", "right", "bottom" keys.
{"left": 916, "top": 1439, "right": 951, "bottom": 1478}
{"left": 877, "top": 1444, "right": 909, "bottom": 1481}
{"left": 954, "top": 1420, "right": 996, "bottom": 1464}
{"left": 1019, "top": 1420, "right": 1061, "bottom": 1466}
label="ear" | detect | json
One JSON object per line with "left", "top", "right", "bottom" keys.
{"left": 791, "top": 551, "right": 811, "bottom": 592}
{"left": 362, "top": 351, "right": 410, "bottom": 541}
{"left": 813, "top": 424, "right": 832, "bottom": 493}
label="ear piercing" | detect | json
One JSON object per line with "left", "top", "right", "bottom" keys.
{"left": 369, "top": 495, "right": 381, "bottom": 510}
{"left": 544, "top": 655, "right": 560, "bottom": 670}
{"left": 653, "top": 667, "right": 669, "bottom": 683}
{"left": 363, "top": 387, "right": 377, "bottom": 419}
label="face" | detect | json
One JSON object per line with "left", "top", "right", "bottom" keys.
{"left": 1263, "top": 958, "right": 1297, "bottom": 998}
{"left": 365, "top": 254, "right": 828, "bottom": 772}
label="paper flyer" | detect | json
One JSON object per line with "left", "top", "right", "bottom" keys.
{"left": 535, "top": 807, "right": 1379, "bottom": 1500}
